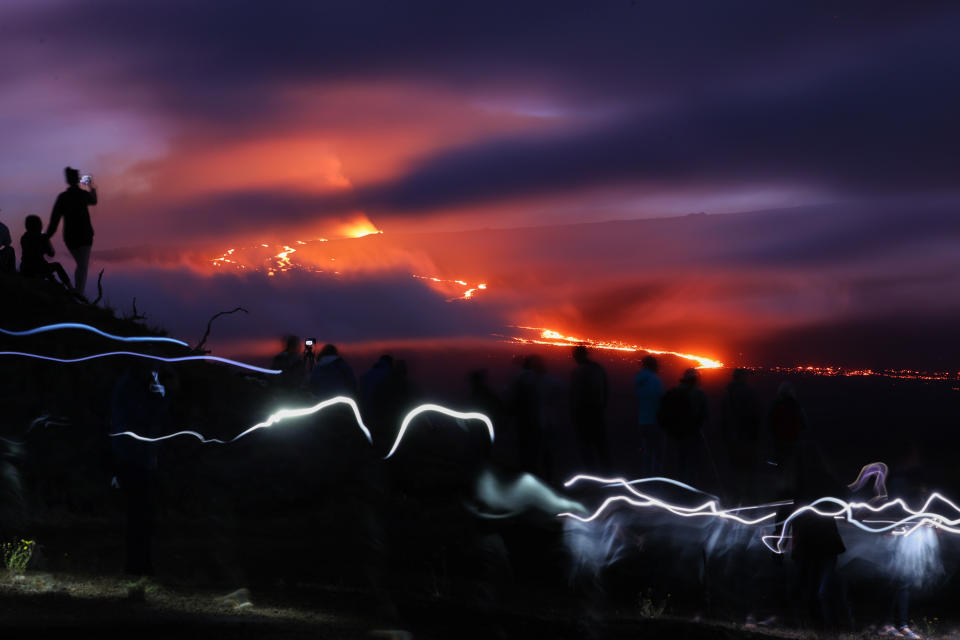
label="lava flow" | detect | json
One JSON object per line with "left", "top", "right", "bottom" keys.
{"left": 509, "top": 326, "right": 724, "bottom": 369}
{"left": 209, "top": 231, "right": 488, "bottom": 301}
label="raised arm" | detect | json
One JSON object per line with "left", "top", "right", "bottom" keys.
{"left": 87, "top": 179, "right": 98, "bottom": 205}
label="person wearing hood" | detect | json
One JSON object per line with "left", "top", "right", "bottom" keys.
{"left": 309, "top": 344, "right": 357, "bottom": 398}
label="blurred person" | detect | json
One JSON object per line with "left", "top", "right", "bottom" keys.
{"left": 19, "top": 215, "right": 71, "bottom": 288}
{"left": 110, "top": 363, "right": 177, "bottom": 576}
{"left": 46, "top": 167, "right": 97, "bottom": 295}
{"left": 769, "top": 382, "right": 806, "bottom": 477}
{"left": 721, "top": 368, "right": 761, "bottom": 502}
{"left": 508, "top": 354, "right": 545, "bottom": 476}
{"left": 360, "top": 354, "right": 395, "bottom": 452}
{"left": 788, "top": 442, "right": 851, "bottom": 633}
{"left": 570, "top": 345, "right": 609, "bottom": 473}
{"left": 270, "top": 335, "right": 305, "bottom": 389}
{"left": 468, "top": 369, "right": 505, "bottom": 462}
{"left": 0, "top": 220, "right": 14, "bottom": 274}
{"left": 634, "top": 355, "right": 664, "bottom": 476}
{"left": 658, "top": 368, "right": 708, "bottom": 486}
{"left": 878, "top": 442, "right": 941, "bottom": 639}
{"left": 309, "top": 344, "right": 357, "bottom": 397}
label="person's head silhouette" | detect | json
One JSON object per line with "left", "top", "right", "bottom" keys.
{"left": 680, "top": 368, "right": 701, "bottom": 387}
{"left": 319, "top": 344, "right": 338, "bottom": 358}
{"left": 640, "top": 355, "right": 659, "bottom": 372}
{"left": 65, "top": 167, "right": 80, "bottom": 187}
{"left": 572, "top": 344, "right": 589, "bottom": 364}
{"left": 24, "top": 215, "right": 43, "bottom": 234}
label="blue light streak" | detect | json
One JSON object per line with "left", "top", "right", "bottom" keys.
{"left": 0, "top": 350, "right": 280, "bottom": 375}
{"left": 0, "top": 322, "right": 188, "bottom": 346}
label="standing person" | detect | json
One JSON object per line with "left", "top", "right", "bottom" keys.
{"left": 468, "top": 369, "right": 505, "bottom": 462}
{"left": 570, "top": 345, "right": 609, "bottom": 473}
{"left": 879, "top": 442, "right": 940, "bottom": 639}
{"left": 721, "top": 368, "right": 761, "bottom": 503}
{"left": 19, "top": 215, "right": 72, "bottom": 288}
{"left": 271, "top": 335, "right": 305, "bottom": 389}
{"left": 360, "top": 355, "right": 396, "bottom": 453}
{"left": 634, "top": 355, "right": 664, "bottom": 476}
{"left": 309, "top": 344, "right": 357, "bottom": 397}
{"left": 110, "top": 363, "right": 175, "bottom": 576}
{"left": 789, "top": 443, "right": 851, "bottom": 633}
{"left": 769, "top": 382, "right": 806, "bottom": 478}
{"left": 0, "top": 220, "right": 15, "bottom": 274}
{"left": 46, "top": 167, "right": 97, "bottom": 296}
{"left": 507, "top": 355, "right": 543, "bottom": 475}
{"left": 658, "top": 368, "right": 708, "bottom": 485}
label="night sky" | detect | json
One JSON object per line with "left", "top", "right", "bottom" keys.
{"left": 2, "top": 2, "right": 958, "bottom": 369}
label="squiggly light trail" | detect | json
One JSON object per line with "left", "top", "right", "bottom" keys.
{"left": 559, "top": 473, "right": 960, "bottom": 552}
{"left": 0, "top": 323, "right": 188, "bottom": 346}
{"left": 383, "top": 404, "right": 494, "bottom": 459}
{"left": 112, "top": 396, "right": 372, "bottom": 444}
{"left": 111, "top": 398, "right": 494, "bottom": 459}
{"left": 0, "top": 350, "right": 280, "bottom": 375}
{"left": 560, "top": 475, "right": 774, "bottom": 525}
{"left": 761, "top": 492, "right": 960, "bottom": 553}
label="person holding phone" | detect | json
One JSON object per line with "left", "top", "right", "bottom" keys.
{"left": 46, "top": 166, "right": 97, "bottom": 296}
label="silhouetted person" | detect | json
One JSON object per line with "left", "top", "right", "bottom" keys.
{"left": 360, "top": 354, "right": 395, "bottom": 452}
{"left": 570, "top": 345, "right": 609, "bottom": 472}
{"left": 46, "top": 166, "right": 97, "bottom": 295}
{"left": 110, "top": 363, "right": 176, "bottom": 576}
{"left": 19, "top": 215, "right": 71, "bottom": 288}
{"left": 634, "top": 355, "right": 664, "bottom": 476}
{"left": 722, "top": 368, "right": 761, "bottom": 502}
{"left": 468, "top": 369, "right": 505, "bottom": 461}
{"left": 658, "top": 368, "right": 707, "bottom": 485}
{"left": 271, "top": 335, "right": 305, "bottom": 388}
{"left": 881, "top": 442, "right": 938, "bottom": 639}
{"left": 309, "top": 344, "right": 357, "bottom": 397}
{"left": 769, "top": 381, "right": 806, "bottom": 474}
{"left": 0, "top": 221, "right": 15, "bottom": 274}
{"left": 789, "top": 442, "right": 850, "bottom": 633}
{"left": 507, "top": 355, "right": 546, "bottom": 476}
{"left": 384, "top": 359, "right": 419, "bottom": 431}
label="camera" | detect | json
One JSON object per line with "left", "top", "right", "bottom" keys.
{"left": 305, "top": 338, "right": 316, "bottom": 348}
{"left": 80, "top": 174, "right": 92, "bottom": 185}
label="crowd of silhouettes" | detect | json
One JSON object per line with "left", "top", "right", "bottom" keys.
{"left": 92, "top": 325, "right": 938, "bottom": 636}
{"left": 0, "top": 166, "right": 97, "bottom": 296}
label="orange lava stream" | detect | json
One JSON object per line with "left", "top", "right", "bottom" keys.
{"left": 412, "top": 275, "right": 488, "bottom": 301}
{"left": 209, "top": 235, "right": 488, "bottom": 301}
{"left": 510, "top": 326, "right": 724, "bottom": 369}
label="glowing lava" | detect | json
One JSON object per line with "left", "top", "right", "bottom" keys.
{"left": 337, "top": 215, "right": 383, "bottom": 238}
{"left": 511, "top": 326, "right": 724, "bottom": 369}
{"left": 412, "top": 275, "right": 489, "bottom": 301}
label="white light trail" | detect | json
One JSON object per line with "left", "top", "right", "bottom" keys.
{"left": 763, "top": 492, "right": 960, "bottom": 553}
{"left": 0, "top": 351, "right": 280, "bottom": 375}
{"left": 560, "top": 474, "right": 775, "bottom": 525}
{"left": 383, "top": 403, "right": 494, "bottom": 459}
{"left": 0, "top": 323, "right": 188, "bottom": 346}
{"left": 560, "top": 473, "right": 960, "bottom": 552}
{"left": 112, "top": 395, "right": 372, "bottom": 444}
{"left": 111, "top": 399, "right": 494, "bottom": 458}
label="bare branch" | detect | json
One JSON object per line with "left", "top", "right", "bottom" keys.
{"left": 92, "top": 269, "right": 105, "bottom": 306}
{"left": 127, "top": 297, "right": 146, "bottom": 321}
{"left": 194, "top": 306, "right": 248, "bottom": 353}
